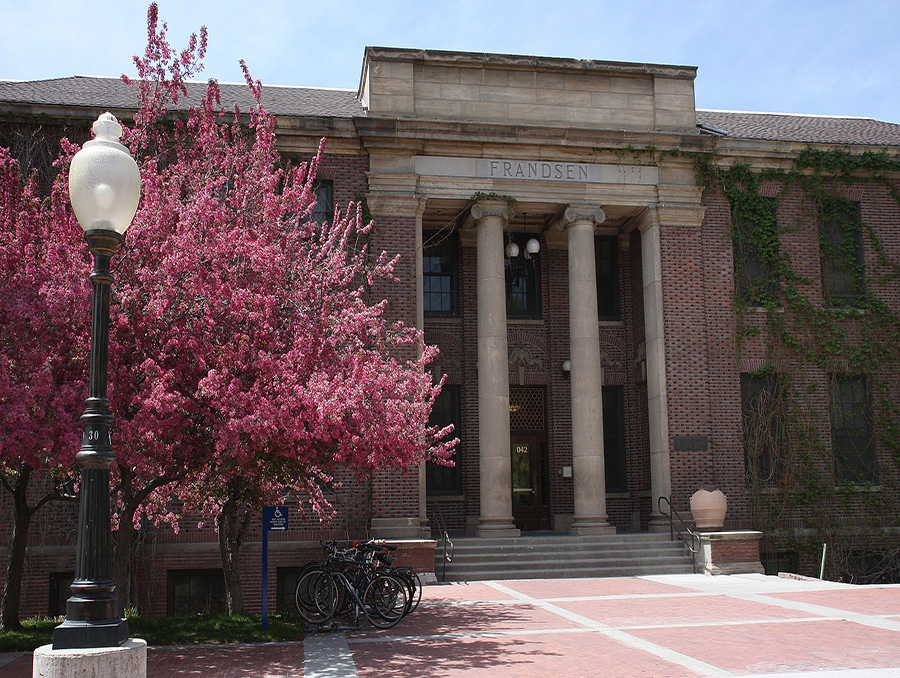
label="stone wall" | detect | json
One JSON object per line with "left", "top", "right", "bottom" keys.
{"left": 361, "top": 47, "right": 697, "bottom": 131}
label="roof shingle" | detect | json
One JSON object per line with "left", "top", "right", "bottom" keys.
{"left": 697, "top": 110, "right": 900, "bottom": 147}
{"left": 0, "top": 76, "right": 365, "bottom": 118}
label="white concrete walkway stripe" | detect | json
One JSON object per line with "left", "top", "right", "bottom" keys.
{"left": 732, "top": 670, "right": 900, "bottom": 678}
{"left": 348, "top": 627, "right": 628, "bottom": 644}
{"left": 420, "top": 591, "right": 714, "bottom": 605}
{"left": 485, "top": 580, "right": 735, "bottom": 677}
{"left": 738, "top": 592, "right": 900, "bottom": 633}
{"left": 304, "top": 632, "right": 359, "bottom": 678}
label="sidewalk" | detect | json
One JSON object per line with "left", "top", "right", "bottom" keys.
{"left": 4, "top": 573, "right": 900, "bottom": 677}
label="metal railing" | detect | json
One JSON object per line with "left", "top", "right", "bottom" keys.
{"left": 431, "top": 504, "right": 454, "bottom": 582}
{"left": 658, "top": 496, "right": 701, "bottom": 573}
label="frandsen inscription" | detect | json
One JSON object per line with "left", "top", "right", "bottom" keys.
{"left": 483, "top": 160, "right": 592, "bottom": 182}
{"left": 413, "top": 156, "right": 658, "bottom": 185}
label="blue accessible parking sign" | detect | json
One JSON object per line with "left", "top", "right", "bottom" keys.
{"left": 263, "top": 505, "right": 289, "bottom": 531}
{"left": 262, "top": 506, "right": 288, "bottom": 629}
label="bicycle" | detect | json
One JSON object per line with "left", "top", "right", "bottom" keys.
{"left": 294, "top": 540, "right": 411, "bottom": 630}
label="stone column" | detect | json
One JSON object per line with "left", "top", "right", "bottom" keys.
{"left": 471, "top": 199, "right": 519, "bottom": 537}
{"left": 564, "top": 206, "right": 615, "bottom": 535}
{"left": 639, "top": 209, "right": 672, "bottom": 531}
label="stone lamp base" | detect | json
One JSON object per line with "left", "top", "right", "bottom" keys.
{"left": 32, "top": 638, "right": 146, "bottom": 678}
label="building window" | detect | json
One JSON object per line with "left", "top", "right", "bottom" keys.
{"left": 845, "top": 550, "right": 897, "bottom": 584}
{"left": 603, "top": 385, "right": 627, "bottom": 492}
{"left": 311, "top": 180, "right": 334, "bottom": 225}
{"left": 505, "top": 233, "right": 542, "bottom": 319}
{"left": 509, "top": 387, "right": 546, "bottom": 431}
{"left": 426, "top": 385, "right": 462, "bottom": 496}
{"left": 741, "top": 373, "right": 787, "bottom": 486}
{"left": 167, "top": 569, "right": 226, "bottom": 617}
{"left": 762, "top": 551, "right": 798, "bottom": 576}
{"left": 595, "top": 236, "right": 620, "bottom": 321}
{"left": 831, "top": 374, "right": 875, "bottom": 484}
{"left": 732, "top": 196, "right": 779, "bottom": 306}
{"left": 820, "top": 200, "right": 863, "bottom": 307}
{"left": 423, "top": 230, "right": 459, "bottom": 317}
{"left": 276, "top": 566, "right": 302, "bottom": 614}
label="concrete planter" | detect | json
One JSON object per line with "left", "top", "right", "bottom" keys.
{"left": 690, "top": 488, "right": 727, "bottom": 531}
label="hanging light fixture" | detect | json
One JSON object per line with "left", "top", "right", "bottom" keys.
{"left": 505, "top": 239, "right": 520, "bottom": 258}
{"left": 522, "top": 212, "right": 540, "bottom": 259}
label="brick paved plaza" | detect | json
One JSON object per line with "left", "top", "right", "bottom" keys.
{"left": 3, "top": 574, "right": 900, "bottom": 677}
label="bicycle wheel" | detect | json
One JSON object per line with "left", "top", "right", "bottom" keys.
{"left": 362, "top": 574, "right": 408, "bottom": 629}
{"left": 332, "top": 575, "right": 368, "bottom": 630}
{"left": 294, "top": 566, "right": 320, "bottom": 616}
{"left": 295, "top": 569, "right": 338, "bottom": 624}
{"left": 392, "top": 567, "right": 422, "bottom": 613}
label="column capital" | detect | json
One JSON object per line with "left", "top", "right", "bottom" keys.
{"left": 555, "top": 205, "right": 606, "bottom": 230}
{"left": 470, "top": 199, "right": 513, "bottom": 224}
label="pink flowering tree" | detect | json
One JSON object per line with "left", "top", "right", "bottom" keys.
{"left": 106, "top": 4, "right": 454, "bottom": 614}
{"left": 0, "top": 148, "right": 87, "bottom": 629}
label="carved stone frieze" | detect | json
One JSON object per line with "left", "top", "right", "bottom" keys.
{"left": 599, "top": 349, "right": 624, "bottom": 371}
{"left": 509, "top": 346, "right": 543, "bottom": 369}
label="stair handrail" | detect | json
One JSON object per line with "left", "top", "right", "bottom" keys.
{"left": 658, "top": 496, "right": 700, "bottom": 572}
{"left": 432, "top": 504, "right": 454, "bottom": 582}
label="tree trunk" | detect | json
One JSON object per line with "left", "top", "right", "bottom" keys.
{"left": 217, "top": 492, "right": 247, "bottom": 615}
{"left": 113, "top": 501, "right": 136, "bottom": 616}
{"left": 113, "top": 468, "right": 184, "bottom": 616}
{"left": 1, "top": 466, "right": 32, "bottom": 630}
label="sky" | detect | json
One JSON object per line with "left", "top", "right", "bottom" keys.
{"left": 2, "top": 0, "right": 898, "bottom": 124}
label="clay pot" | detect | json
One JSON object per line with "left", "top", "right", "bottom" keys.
{"left": 690, "top": 488, "right": 727, "bottom": 531}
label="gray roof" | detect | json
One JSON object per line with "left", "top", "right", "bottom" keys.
{"left": 2, "top": 76, "right": 900, "bottom": 148}
{"left": 0, "top": 76, "right": 364, "bottom": 118}
{"left": 697, "top": 110, "right": 900, "bottom": 147}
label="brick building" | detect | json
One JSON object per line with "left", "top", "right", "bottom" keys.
{"left": 2, "top": 48, "right": 900, "bottom": 617}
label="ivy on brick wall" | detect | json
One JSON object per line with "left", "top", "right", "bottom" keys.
{"left": 698, "top": 148, "right": 900, "bottom": 582}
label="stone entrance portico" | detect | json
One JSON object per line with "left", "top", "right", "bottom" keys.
{"left": 357, "top": 47, "right": 706, "bottom": 540}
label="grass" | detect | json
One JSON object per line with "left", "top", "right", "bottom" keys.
{"left": 0, "top": 613, "right": 305, "bottom": 652}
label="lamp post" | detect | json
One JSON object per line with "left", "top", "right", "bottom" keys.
{"left": 52, "top": 112, "right": 140, "bottom": 650}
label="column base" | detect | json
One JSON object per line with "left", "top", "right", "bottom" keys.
{"left": 475, "top": 517, "right": 520, "bottom": 538}
{"left": 648, "top": 512, "right": 670, "bottom": 533}
{"left": 370, "top": 517, "right": 430, "bottom": 539}
{"left": 34, "top": 638, "right": 146, "bottom": 678}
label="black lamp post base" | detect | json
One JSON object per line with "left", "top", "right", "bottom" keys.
{"left": 52, "top": 617, "right": 129, "bottom": 650}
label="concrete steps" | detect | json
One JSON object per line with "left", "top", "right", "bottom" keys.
{"left": 434, "top": 532, "right": 695, "bottom": 582}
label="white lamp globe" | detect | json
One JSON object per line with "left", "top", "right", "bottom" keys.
{"left": 506, "top": 241, "right": 520, "bottom": 258}
{"left": 526, "top": 237, "right": 541, "bottom": 255}
{"left": 69, "top": 113, "right": 140, "bottom": 235}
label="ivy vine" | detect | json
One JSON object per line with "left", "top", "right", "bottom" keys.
{"left": 697, "top": 147, "right": 900, "bottom": 581}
